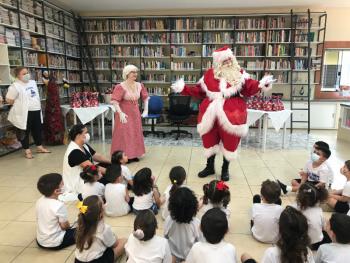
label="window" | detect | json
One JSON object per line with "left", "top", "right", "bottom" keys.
{"left": 322, "top": 49, "right": 350, "bottom": 91}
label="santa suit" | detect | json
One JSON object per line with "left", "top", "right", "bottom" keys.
{"left": 176, "top": 68, "right": 263, "bottom": 160}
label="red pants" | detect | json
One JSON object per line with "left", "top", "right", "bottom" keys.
{"left": 201, "top": 121, "right": 241, "bottom": 160}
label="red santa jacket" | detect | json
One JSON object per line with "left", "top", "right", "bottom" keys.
{"left": 180, "top": 68, "right": 261, "bottom": 137}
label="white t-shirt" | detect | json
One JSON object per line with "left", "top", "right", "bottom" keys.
{"left": 341, "top": 181, "right": 350, "bottom": 206}
{"left": 293, "top": 204, "right": 325, "bottom": 244}
{"left": 81, "top": 182, "right": 105, "bottom": 199}
{"left": 251, "top": 203, "right": 284, "bottom": 243}
{"left": 315, "top": 243, "right": 350, "bottom": 263}
{"left": 198, "top": 202, "right": 231, "bottom": 219}
{"left": 121, "top": 165, "right": 133, "bottom": 185}
{"left": 7, "top": 80, "right": 41, "bottom": 111}
{"left": 164, "top": 216, "right": 201, "bottom": 260}
{"left": 304, "top": 160, "right": 332, "bottom": 184}
{"left": 125, "top": 234, "right": 172, "bottom": 263}
{"left": 186, "top": 241, "right": 237, "bottom": 263}
{"left": 133, "top": 191, "right": 154, "bottom": 210}
{"left": 36, "top": 196, "right": 68, "bottom": 247}
{"left": 261, "top": 246, "right": 315, "bottom": 263}
{"left": 105, "top": 183, "right": 130, "bottom": 217}
{"left": 75, "top": 221, "right": 116, "bottom": 262}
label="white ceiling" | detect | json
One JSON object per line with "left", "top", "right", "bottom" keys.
{"left": 51, "top": 0, "right": 350, "bottom": 13}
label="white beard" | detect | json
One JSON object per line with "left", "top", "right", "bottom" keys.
{"left": 214, "top": 61, "right": 242, "bottom": 87}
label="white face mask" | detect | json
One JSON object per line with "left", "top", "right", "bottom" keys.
{"left": 311, "top": 152, "right": 319, "bottom": 162}
{"left": 21, "top": 73, "right": 31, "bottom": 83}
{"left": 84, "top": 133, "right": 90, "bottom": 143}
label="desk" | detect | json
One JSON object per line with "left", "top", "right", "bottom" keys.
{"left": 61, "top": 104, "right": 115, "bottom": 141}
{"left": 246, "top": 109, "right": 292, "bottom": 152}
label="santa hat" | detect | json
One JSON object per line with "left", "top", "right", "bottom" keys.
{"left": 212, "top": 46, "right": 235, "bottom": 65}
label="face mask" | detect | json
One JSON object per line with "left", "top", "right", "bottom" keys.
{"left": 21, "top": 73, "right": 30, "bottom": 82}
{"left": 84, "top": 133, "right": 90, "bottom": 143}
{"left": 311, "top": 152, "right": 319, "bottom": 162}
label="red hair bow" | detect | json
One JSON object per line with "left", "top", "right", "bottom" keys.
{"left": 90, "top": 165, "right": 97, "bottom": 171}
{"left": 216, "top": 181, "right": 229, "bottom": 191}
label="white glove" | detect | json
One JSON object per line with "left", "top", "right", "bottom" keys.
{"left": 119, "top": 112, "right": 128, "bottom": 124}
{"left": 141, "top": 110, "right": 148, "bottom": 118}
{"left": 171, "top": 79, "right": 185, "bottom": 93}
{"left": 141, "top": 98, "right": 149, "bottom": 118}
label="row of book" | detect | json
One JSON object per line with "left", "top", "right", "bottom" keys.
{"left": 111, "top": 60, "right": 129, "bottom": 69}
{"left": 203, "top": 18, "right": 233, "bottom": 29}
{"left": 19, "top": 0, "right": 42, "bottom": 16}
{"left": 67, "top": 59, "right": 80, "bottom": 70}
{"left": 203, "top": 32, "right": 233, "bottom": 43}
{"left": 8, "top": 49, "right": 21, "bottom": 65}
{"left": 85, "top": 20, "right": 108, "bottom": 31}
{"left": 294, "top": 47, "right": 312, "bottom": 56}
{"left": 48, "top": 54, "right": 65, "bottom": 68}
{"left": 171, "top": 61, "right": 196, "bottom": 70}
{"left": 235, "top": 18, "right": 266, "bottom": 30}
{"left": 234, "top": 45, "right": 263, "bottom": 56}
{"left": 169, "top": 18, "right": 199, "bottom": 30}
{"left": 141, "top": 61, "right": 168, "bottom": 70}
{"left": 20, "top": 14, "right": 43, "bottom": 34}
{"left": 110, "top": 20, "right": 139, "bottom": 31}
{"left": 66, "top": 44, "right": 80, "bottom": 57}
{"left": 67, "top": 72, "right": 81, "bottom": 82}
{"left": 44, "top": 5, "right": 63, "bottom": 24}
{"left": 171, "top": 32, "right": 201, "bottom": 43}
{"left": 267, "top": 30, "right": 290, "bottom": 42}
{"left": 267, "top": 44, "right": 289, "bottom": 56}
{"left": 90, "top": 47, "right": 109, "bottom": 57}
{"left": 141, "top": 46, "right": 164, "bottom": 57}
{"left": 65, "top": 31, "right": 79, "bottom": 45}
{"left": 171, "top": 74, "right": 198, "bottom": 82}
{"left": 46, "top": 22, "right": 64, "bottom": 39}
{"left": 111, "top": 33, "right": 139, "bottom": 44}
{"left": 147, "top": 87, "right": 169, "bottom": 96}
{"left": 47, "top": 38, "right": 64, "bottom": 53}
{"left": 265, "top": 59, "right": 290, "bottom": 70}
{"left": 236, "top": 32, "right": 266, "bottom": 43}
{"left": 0, "top": 7, "right": 18, "bottom": 27}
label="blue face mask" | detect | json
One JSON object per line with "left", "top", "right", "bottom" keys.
{"left": 21, "top": 73, "right": 30, "bottom": 82}
{"left": 311, "top": 152, "right": 319, "bottom": 162}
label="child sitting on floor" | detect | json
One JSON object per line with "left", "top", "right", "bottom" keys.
{"left": 198, "top": 180, "right": 231, "bottom": 219}
{"left": 80, "top": 165, "right": 105, "bottom": 200}
{"left": 104, "top": 164, "right": 133, "bottom": 217}
{"left": 315, "top": 213, "right": 350, "bottom": 263}
{"left": 251, "top": 179, "right": 284, "bottom": 244}
{"left": 125, "top": 210, "right": 172, "bottom": 262}
{"left": 165, "top": 187, "right": 201, "bottom": 262}
{"left": 161, "top": 165, "right": 187, "bottom": 220}
{"left": 75, "top": 195, "right": 126, "bottom": 263}
{"left": 36, "top": 173, "right": 76, "bottom": 250}
{"left": 186, "top": 208, "right": 237, "bottom": 263}
{"left": 278, "top": 146, "right": 332, "bottom": 194}
{"left": 132, "top": 167, "right": 161, "bottom": 215}
{"left": 111, "top": 150, "right": 133, "bottom": 187}
{"left": 326, "top": 160, "right": 350, "bottom": 214}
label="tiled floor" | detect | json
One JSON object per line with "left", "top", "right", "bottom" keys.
{"left": 0, "top": 130, "right": 349, "bottom": 262}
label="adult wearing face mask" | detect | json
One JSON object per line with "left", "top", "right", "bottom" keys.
{"left": 6, "top": 66, "right": 50, "bottom": 159}
{"left": 62, "top": 124, "right": 111, "bottom": 201}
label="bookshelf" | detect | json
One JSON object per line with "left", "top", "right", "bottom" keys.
{"left": 0, "top": 0, "right": 81, "bottom": 156}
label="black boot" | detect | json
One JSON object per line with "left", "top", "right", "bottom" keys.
{"left": 221, "top": 158, "right": 230, "bottom": 181}
{"left": 198, "top": 155, "right": 215, "bottom": 178}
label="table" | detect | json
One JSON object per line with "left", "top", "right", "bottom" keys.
{"left": 61, "top": 104, "right": 115, "bottom": 141}
{"left": 246, "top": 109, "right": 292, "bottom": 152}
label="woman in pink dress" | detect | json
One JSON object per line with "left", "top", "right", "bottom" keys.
{"left": 111, "top": 65, "right": 149, "bottom": 162}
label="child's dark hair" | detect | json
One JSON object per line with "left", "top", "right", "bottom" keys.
{"left": 37, "top": 173, "right": 62, "bottom": 197}
{"left": 104, "top": 163, "right": 122, "bottom": 183}
{"left": 69, "top": 124, "right": 86, "bottom": 141}
{"left": 260, "top": 179, "right": 281, "bottom": 204}
{"left": 277, "top": 206, "right": 310, "bottom": 263}
{"left": 344, "top": 160, "right": 350, "bottom": 171}
{"left": 203, "top": 180, "right": 230, "bottom": 208}
{"left": 80, "top": 165, "right": 99, "bottom": 183}
{"left": 315, "top": 141, "right": 329, "bottom": 150}
{"left": 111, "top": 150, "right": 124, "bottom": 165}
{"left": 201, "top": 208, "right": 228, "bottom": 244}
{"left": 169, "top": 166, "right": 186, "bottom": 195}
{"left": 169, "top": 187, "right": 198, "bottom": 223}
{"left": 329, "top": 213, "right": 350, "bottom": 244}
{"left": 133, "top": 210, "right": 157, "bottom": 241}
{"left": 318, "top": 147, "right": 331, "bottom": 159}
{"left": 297, "top": 183, "right": 328, "bottom": 210}
{"left": 133, "top": 168, "right": 153, "bottom": 196}
{"left": 76, "top": 195, "right": 104, "bottom": 252}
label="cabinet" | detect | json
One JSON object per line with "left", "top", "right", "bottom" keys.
{"left": 337, "top": 104, "right": 350, "bottom": 142}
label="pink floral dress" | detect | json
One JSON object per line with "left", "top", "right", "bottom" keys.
{"left": 111, "top": 82, "right": 149, "bottom": 159}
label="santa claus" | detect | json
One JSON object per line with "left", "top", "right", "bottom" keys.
{"left": 171, "top": 46, "right": 274, "bottom": 181}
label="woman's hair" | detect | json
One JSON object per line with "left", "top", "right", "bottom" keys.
{"left": 69, "top": 124, "right": 86, "bottom": 141}
{"left": 277, "top": 206, "right": 310, "bottom": 263}
{"left": 344, "top": 160, "right": 350, "bottom": 171}
{"left": 296, "top": 183, "right": 328, "bottom": 210}
{"left": 122, "top": 64, "right": 138, "bottom": 80}
{"left": 169, "top": 166, "right": 186, "bottom": 196}
{"left": 133, "top": 168, "right": 153, "bottom": 196}
{"left": 260, "top": 179, "right": 281, "bottom": 204}
{"left": 203, "top": 180, "right": 230, "bottom": 208}
{"left": 76, "top": 195, "right": 103, "bottom": 252}
{"left": 14, "top": 66, "right": 27, "bottom": 77}
{"left": 169, "top": 187, "right": 198, "bottom": 223}
{"left": 111, "top": 150, "right": 124, "bottom": 165}
{"left": 104, "top": 163, "right": 122, "bottom": 183}
{"left": 133, "top": 210, "right": 157, "bottom": 241}
{"left": 201, "top": 208, "right": 228, "bottom": 244}
{"left": 80, "top": 165, "right": 99, "bottom": 183}
{"left": 329, "top": 213, "right": 350, "bottom": 244}
{"left": 37, "top": 173, "right": 62, "bottom": 197}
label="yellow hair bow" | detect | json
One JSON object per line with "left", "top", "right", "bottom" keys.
{"left": 77, "top": 201, "right": 88, "bottom": 214}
